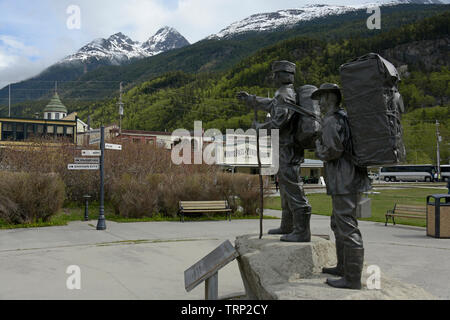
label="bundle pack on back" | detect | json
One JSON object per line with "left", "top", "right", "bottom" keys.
{"left": 294, "top": 85, "right": 321, "bottom": 150}
{"left": 340, "top": 53, "right": 406, "bottom": 167}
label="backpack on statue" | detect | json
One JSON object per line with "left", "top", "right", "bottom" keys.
{"left": 339, "top": 53, "right": 406, "bottom": 167}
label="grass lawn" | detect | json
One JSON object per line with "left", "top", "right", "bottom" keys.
{"left": 265, "top": 187, "right": 447, "bottom": 228}
{"left": 0, "top": 201, "right": 277, "bottom": 229}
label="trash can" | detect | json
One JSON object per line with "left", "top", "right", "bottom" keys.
{"left": 426, "top": 194, "right": 450, "bottom": 239}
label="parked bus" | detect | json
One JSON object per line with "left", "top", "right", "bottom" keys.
{"left": 379, "top": 165, "right": 436, "bottom": 182}
{"left": 441, "top": 165, "right": 450, "bottom": 182}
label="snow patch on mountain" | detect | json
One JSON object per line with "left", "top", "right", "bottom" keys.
{"left": 207, "top": 1, "right": 443, "bottom": 39}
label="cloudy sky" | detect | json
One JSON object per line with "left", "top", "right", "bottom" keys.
{"left": 0, "top": 0, "right": 445, "bottom": 89}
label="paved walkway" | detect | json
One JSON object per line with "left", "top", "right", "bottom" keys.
{"left": 0, "top": 212, "right": 449, "bottom": 300}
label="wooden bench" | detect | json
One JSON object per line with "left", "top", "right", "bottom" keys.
{"left": 178, "top": 200, "right": 232, "bottom": 222}
{"left": 385, "top": 204, "right": 426, "bottom": 226}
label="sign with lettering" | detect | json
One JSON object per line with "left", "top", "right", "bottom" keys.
{"left": 75, "top": 158, "right": 100, "bottom": 164}
{"left": 89, "top": 137, "right": 100, "bottom": 145}
{"left": 82, "top": 150, "right": 101, "bottom": 157}
{"left": 68, "top": 164, "right": 99, "bottom": 170}
{"left": 105, "top": 143, "right": 122, "bottom": 151}
{"left": 184, "top": 240, "right": 238, "bottom": 292}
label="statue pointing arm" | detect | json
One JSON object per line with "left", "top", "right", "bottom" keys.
{"left": 236, "top": 92, "right": 273, "bottom": 113}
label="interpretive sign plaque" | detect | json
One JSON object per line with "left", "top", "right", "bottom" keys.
{"left": 184, "top": 240, "right": 238, "bottom": 299}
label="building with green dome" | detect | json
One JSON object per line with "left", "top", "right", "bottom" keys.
{"left": 44, "top": 92, "right": 68, "bottom": 120}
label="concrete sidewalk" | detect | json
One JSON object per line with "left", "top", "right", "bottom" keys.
{"left": 0, "top": 213, "right": 449, "bottom": 299}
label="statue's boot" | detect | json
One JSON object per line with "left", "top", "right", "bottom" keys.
{"left": 326, "top": 247, "right": 364, "bottom": 290}
{"left": 268, "top": 210, "right": 293, "bottom": 235}
{"left": 322, "top": 240, "right": 344, "bottom": 276}
{"left": 280, "top": 209, "right": 311, "bottom": 242}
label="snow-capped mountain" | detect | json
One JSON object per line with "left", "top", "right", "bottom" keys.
{"left": 61, "top": 26, "right": 189, "bottom": 65}
{"left": 142, "top": 27, "right": 190, "bottom": 56}
{"left": 207, "top": 0, "right": 443, "bottom": 39}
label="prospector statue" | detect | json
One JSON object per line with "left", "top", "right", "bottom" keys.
{"left": 237, "top": 60, "right": 312, "bottom": 242}
{"left": 312, "top": 83, "right": 371, "bottom": 289}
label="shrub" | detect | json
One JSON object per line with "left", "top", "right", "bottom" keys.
{"left": 0, "top": 139, "right": 271, "bottom": 219}
{"left": 0, "top": 171, "right": 65, "bottom": 224}
{"left": 109, "top": 173, "right": 163, "bottom": 218}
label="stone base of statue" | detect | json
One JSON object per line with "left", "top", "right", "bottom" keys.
{"left": 235, "top": 235, "right": 435, "bottom": 300}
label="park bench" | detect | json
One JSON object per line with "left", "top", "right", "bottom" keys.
{"left": 385, "top": 204, "right": 426, "bottom": 226}
{"left": 178, "top": 200, "right": 232, "bottom": 222}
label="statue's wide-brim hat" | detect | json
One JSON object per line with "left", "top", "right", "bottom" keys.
{"left": 272, "top": 60, "right": 296, "bottom": 74}
{"left": 311, "top": 83, "right": 341, "bottom": 100}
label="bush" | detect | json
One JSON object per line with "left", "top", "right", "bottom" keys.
{"left": 0, "top": 171, "right": 65, "bottom": 224}
{"left": 221, "top": 173, "right": 270, "bottom": 216}
{"left": 110, "top": 173, "right": 163, "bottom": 218}
{"left": 0, "top": 139, "right": 271, "bottom": 219}
{"left": 160, "top": 170, "right": 224, "bottom": 217}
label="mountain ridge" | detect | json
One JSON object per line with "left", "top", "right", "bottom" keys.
{"left": 0, "top": 3, "right": 447, "bottom": 109}
{"left": 60, "top": 26, "right": 190, "bottom": 66}
{"left": 207, "top": 1, "right": 445, "bottom": 39}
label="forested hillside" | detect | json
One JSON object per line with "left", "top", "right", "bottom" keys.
{"left": 68, "top": 10, "right": 449, "bottom": 164}
{"left": 0, "top": 4, "right": 446, "bottom": 108}
{"left": 1, "top": 8, "right": 448, "bottom": 164}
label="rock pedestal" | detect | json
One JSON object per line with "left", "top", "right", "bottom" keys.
{"left": 235, "top": 234, "right": 435, "bottom": 300}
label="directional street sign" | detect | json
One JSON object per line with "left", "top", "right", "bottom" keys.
{"left": 68, "top": 164, "right": 99, "bottom": 170}
{"left": 86, "top": 129, "right": 101, "bottom": 134}
{"left": 82, "top": 150, "right": 101, "bottom": 157}
{"left": 89, "top": 137, "right": 100, "bottom": 145}
{"left": 105, "top": 143, "right": 122, "bottom": 151}
{"left": 75, "top": 157, "right": 100, "bottom": 164}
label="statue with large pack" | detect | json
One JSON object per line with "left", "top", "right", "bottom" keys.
{"left": 339, "top": 52, "right": 406, "bottom": 166}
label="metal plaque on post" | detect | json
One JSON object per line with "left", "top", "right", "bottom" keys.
{"left": 75, "top": 158, "right": 100, "bottom": 164}
{"left": 68, "top": 164, "right": 100, "bottom": 170}
{"left": 89, "top": 137, "right": 100, "bottom": 145}
{"left": 184, "top": 240, "right": 238, "bottom": 300}
{"left": 105, "top": 143, "right": 122, "bottom": 151}
{"left": 82, "top": 150, "right": 101, "bottom": 157}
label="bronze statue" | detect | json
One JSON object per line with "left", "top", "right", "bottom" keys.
{"left": 312, "top": 83, "right": 372, "bottom": 289}
{"left": 237, "top": 60, "right": 311, "bottom": 242}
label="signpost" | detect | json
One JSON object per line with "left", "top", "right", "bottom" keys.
{"left": 75, "top": 158, "right": 100, "bottom": 164}
{"left": 89, "top": 137, "right": 100, "bottom": 145}
{"left": 68, "top": 164, "right": 100, "bottom": 170}
{"left": 69, "top": 127, "right": 122, "bottom": 231}
{"left": 82, "top": 150, "right": 101, "bottom": 157}
{"left": 96, "top": 126, "right": 106, "bottom": 231}
{"left": 184, "top": 240, "right": 238, "bottom": 300}
{"left": 105, "top": 143, "right": 122, "bottom": 151}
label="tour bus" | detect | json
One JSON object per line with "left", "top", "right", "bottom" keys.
{"left": 379, "top": 165, "right": 436, "bottom": 182}
{"left": 441, "top": 165, "right": 450, "bottom": 182}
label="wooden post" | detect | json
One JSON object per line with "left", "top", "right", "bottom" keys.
{"left": 253, "top": 101, "right": 264, "bottom": 239}
{"left": 205, "top": 273, "right": 218, "bottom": 300}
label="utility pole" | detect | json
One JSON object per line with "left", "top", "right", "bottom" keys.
{"left": 8, "top": 84, "right": 11, "bottom": 117}
{"left": 436, "top": 120, "right": 441, "bottom": 182}
{"left": 118, "top": 82, "right": 124, "bottom": 134}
